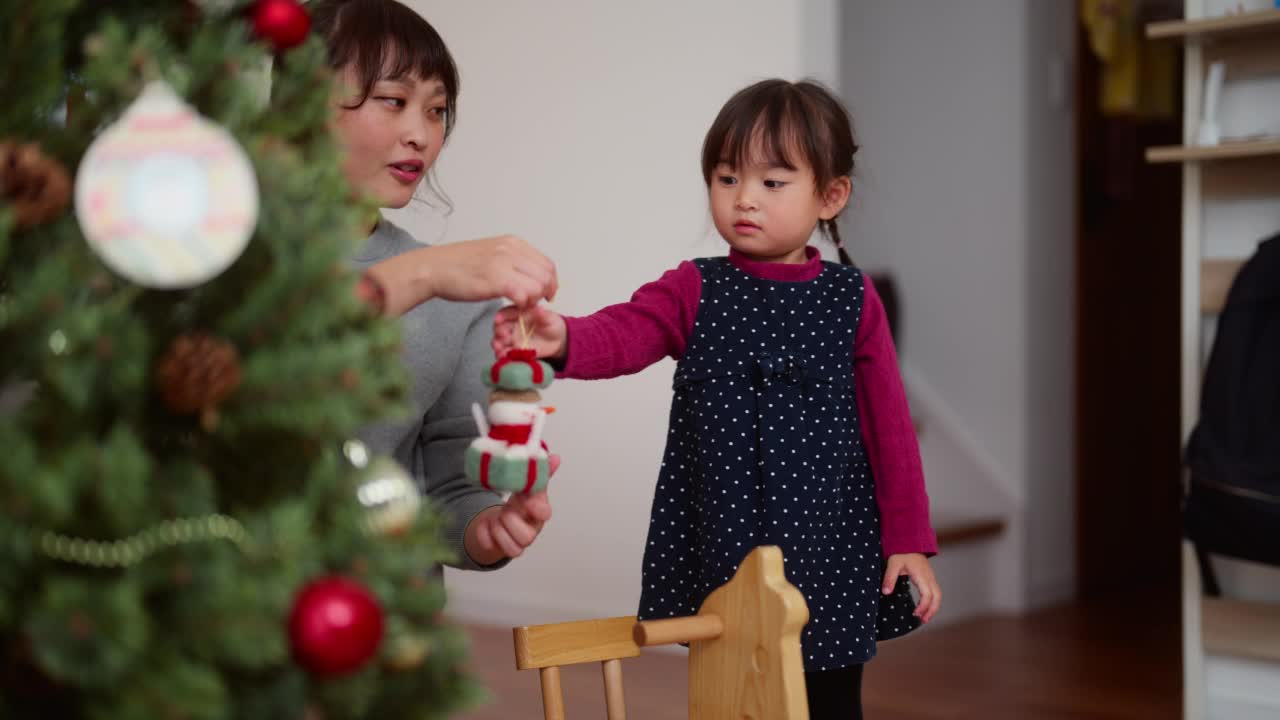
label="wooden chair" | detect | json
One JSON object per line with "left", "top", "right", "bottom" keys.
{"left": 512, "top": 545, "right": 809, "bottom": 719}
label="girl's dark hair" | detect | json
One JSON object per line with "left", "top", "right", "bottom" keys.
{"left": 700, "top": 79, "right": 858, "bottom": 264}
{"left": 310, "top": 0, "right": 459, "bottom": 141}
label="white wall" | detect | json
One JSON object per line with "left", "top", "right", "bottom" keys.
{"left": 839, "top": 0, "right": 1076, "bottom": 610}
{"left": 390, "top": 0, "right": 840, "bottom": 625}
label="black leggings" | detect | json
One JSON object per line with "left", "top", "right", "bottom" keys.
{"left": 805, "top": 664, "right": 864, "bottom": 720}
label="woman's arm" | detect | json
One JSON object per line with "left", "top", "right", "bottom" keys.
{"left": 361, "top": 234, "right": 559, "bottom": 316}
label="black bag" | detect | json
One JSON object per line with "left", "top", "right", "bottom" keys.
{"left": 1184, "top": 232, "right": 1280, "bottom": 573}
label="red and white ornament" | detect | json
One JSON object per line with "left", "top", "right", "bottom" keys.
{"left": 288, "top": 576, "right": 384, "bottom": 677}
{"left": 73, "top": 80, "right": 258, "bottom": 289}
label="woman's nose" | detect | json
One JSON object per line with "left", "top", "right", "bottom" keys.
{"left": 403, "top": 131, "right": 426, "bottom": 151}
{"left": 402, "top": 119, "right": 430, "bottom": 151}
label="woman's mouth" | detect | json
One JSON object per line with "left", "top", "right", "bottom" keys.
{"left": 388, "top": 160, "right": 424, "bottom": 183}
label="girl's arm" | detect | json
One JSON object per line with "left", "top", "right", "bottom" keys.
{"left": 497, "top": 261, "right": 702, "bottom": 380}
{"left": 559, "top": 261, "right": 701, "bottom": 379}
{"left": 855, "top": 277, "right": 938, "bottom": 558}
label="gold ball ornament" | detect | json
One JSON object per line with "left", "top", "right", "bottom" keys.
{"left": 384, "top": 632, "right": 430, "bottom": 671}
{"left": 346, "top": 440, "right": 422, "bottom": 536}
{"left": 74, "top": 81, "right": 258, "bottom": 289}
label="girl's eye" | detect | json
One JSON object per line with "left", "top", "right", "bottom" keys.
{"left": 717, "top": 175, "right": 738, "bottom": 186}
{"left": 377, "top": 97, "right": 406, "bottom": 108}
{"left": 764, "top": 179, "right": 788, "bottom": 189}
{"left": 427, "top": 106, "right": 448, "bottom": 120}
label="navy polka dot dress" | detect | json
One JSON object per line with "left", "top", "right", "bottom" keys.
{"left": 638, "top": 257, "right": 920, "bottom": 672}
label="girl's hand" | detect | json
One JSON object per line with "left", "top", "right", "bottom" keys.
{"left": 362, "top": 234, "right": 558, "bottom": 316}
{"left": 465, "top": 455, "right": 560, "bottom": 564}
{"left": 493, "top": 304, "right": 567, "bottom": 360}
{"left": 883, "top": 552, "right": 942, "bottom": 624}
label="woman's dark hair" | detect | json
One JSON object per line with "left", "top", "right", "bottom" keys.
{"left": 700, "top": 79, "right": 858, "bottom": 264}
{"left": 310, "top": 0, "right": 459, "bottom": 140}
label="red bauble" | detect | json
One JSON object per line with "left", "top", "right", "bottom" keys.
{"left": 250, "top": 0, "right": 311, "bottom": 51}
{"left": 288, "top": 576, "right": 384, "bottom": 677}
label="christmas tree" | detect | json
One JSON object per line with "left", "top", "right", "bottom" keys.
{"left": 0, "top": 1, "right": 483, "bottom": 717}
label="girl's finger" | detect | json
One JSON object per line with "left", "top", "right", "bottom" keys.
{"left": 916, "top": 581, "right": 939, "bottom": 623}
{"left": 882, "top": 559, "right": 903, "bottom": 594}
{"left": 531, "top": 303, "right": 559, "bottom": 329}
{"left": 925, "top": 586, "right": 942, "bottom": 622}
{"left": 913, "top": 584, "right": 932, "bottom": 619}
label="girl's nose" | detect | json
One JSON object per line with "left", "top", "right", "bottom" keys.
{"left": 735, "top": 192, "right": 757, "bottom": 211}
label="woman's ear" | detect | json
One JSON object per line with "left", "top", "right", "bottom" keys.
{"left": 818, "top": 176, "right": 852, "bottom": 221}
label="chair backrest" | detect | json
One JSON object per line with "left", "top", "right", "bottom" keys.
{"left": 687, "top": 545, "right": 809, "bottom": 718}
{"left": 512, "top": 615, "right": 639, "bottom": 720}
{"left": 512, "top": 546, "right": 809, "bottom": 719}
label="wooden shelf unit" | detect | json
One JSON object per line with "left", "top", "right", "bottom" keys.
{"left": 1202, "top": 597, "right": 1280, "bottom": 664}
{"left": 1146, "top": 138, "right": 1280, "bottom": 163}
{"left": 1147, "top": 8, "right": 1280, "bottom": 39}
{"left": 1146, "top": 5, "right": 1280, "bottom": 718}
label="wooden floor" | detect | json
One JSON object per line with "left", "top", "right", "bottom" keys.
{"left": 454, "top": 590, "right": 1180, "bottom": 719}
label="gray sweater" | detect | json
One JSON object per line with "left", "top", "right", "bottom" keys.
{"left": 351, "top": 219, "right": 505, "bottom": 571}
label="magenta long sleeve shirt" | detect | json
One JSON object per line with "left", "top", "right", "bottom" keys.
{"left": 560, "top": 247, "right": 937, "bottom": 558}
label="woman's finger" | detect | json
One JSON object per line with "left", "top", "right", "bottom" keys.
{"left": 519, "top": 491, "right": 553, "bottom": 525}
{"left": 489, "top": 522, "right": 523, "bottom": 558}
{"left": 514, "top": 255, "right": 554, "bottom": 290}
{"left": 472, "top": 517, "right": 495, "bottom": 554}
{"left": 495, "top": 305, "right": 523, "bottom": 324}
{"left": 500, "top": 509, "right": 537, "bottom": 547}
{"left": 511, "top": 264, "right": 556, "bottom": 307}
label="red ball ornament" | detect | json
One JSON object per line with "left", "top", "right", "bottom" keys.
{"left": 288, "top": 576, "right": 384, "bottom": 677}
{"left": 250, "top": 0, "right": 311, "bottom": 51}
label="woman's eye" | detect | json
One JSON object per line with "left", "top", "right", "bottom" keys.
{"left": 717, "top": 175, "right": 738, "bottom": 186}
{"left": 378, "top": 97, "right": 406, "bottom": 108}
{"left": 428, "top": 106, "right": 448, "bottom": 120}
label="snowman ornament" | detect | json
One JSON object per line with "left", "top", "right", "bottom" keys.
{"left": 465, "top": 349, "right": 554, "bottom": 494}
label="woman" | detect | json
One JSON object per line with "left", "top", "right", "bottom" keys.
{"left": 313, "top": 0, "right": 559, "bottom": 568}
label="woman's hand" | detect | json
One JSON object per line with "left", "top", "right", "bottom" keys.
{"left": 362, "top": 234, "right": 558, "bottom": 316}
{"left": 464, "top": 455, "right": 559, "bottom": 565}
{"left": 492, "top": 304, "right": 567, "bottom": 360}
{"left": 883, "top": 552, "right": 942, "bottom": 623}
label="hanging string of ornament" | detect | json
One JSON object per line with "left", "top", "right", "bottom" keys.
{"left": 22, "top": 514, "right": 253, "bottom": 568}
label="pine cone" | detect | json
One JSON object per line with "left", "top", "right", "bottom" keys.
{"left": 155, "top": 333, "right": 242, "bottom": 415}
{"left": 0, "top": 140, "right": 71, "bottom": 228}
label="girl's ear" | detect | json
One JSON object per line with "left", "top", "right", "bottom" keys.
{"left": 818, "top": 176, "right": 852, "bottom": 221}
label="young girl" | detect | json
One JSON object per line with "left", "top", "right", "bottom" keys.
{"left": 493, "top": 79, "right": 940, "bottom": 718}
{"left": 311, "top": 0, "right": 560, "bottom": 569}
